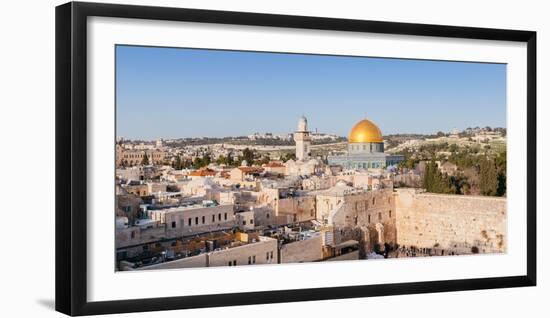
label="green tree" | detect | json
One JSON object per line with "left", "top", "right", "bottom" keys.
{"left": 497, "top": 173, "right": 506, "bottom": 196}
{"left": 423, "top": 160, "right": 435, "bottom": 191}
{"left": 241, "top": 148, "right": 255, "bottom": 165}
{"left": 216, "top": 155, "right": 235, "bottom": 166}
{"left": 216, "top": 155, "right": 227, "bottom": 166}
{"left": 449, "top": 144, "right": 459, "bottom": 153}
{"left": 495, "top": 151, "right": 507, "bottom": 196}
{"left": 203, "top": 153, "right": 211, "bottom": 166}
{"left": 141, "top": 152, "right": 149, "bottom": 165}
{"left": 254, "top": 155, "right": 271, "bottom": 166}
{"left": 193, "top": 157, "right": 205, "bottom": 169}
{"left": 423, "top": 159, "right": 451, "bottom": 194}
{"left": 281, "top": 152, "right": 296, "bottom": 162}
{"left": 173, "top": 155, "right": 182, "bottom": 170}
{"left": 479, "top": 158, "right": 498, "bottom": 196}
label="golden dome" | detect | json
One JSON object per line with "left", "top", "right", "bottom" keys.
{"left": 348, "top": 118, "right": 383, "bottom": 143}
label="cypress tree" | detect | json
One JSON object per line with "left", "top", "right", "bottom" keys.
{"left": 174, "top": 155, "right": 182, "bottom": 170}
{"left": 480, "top": 158, "right": 497, "bottom": 196}
{"left": 141, "top": 151, "right": 149, "bottom": 165}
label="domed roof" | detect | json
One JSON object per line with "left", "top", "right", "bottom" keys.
{"left": 348, "top": 118, "right": 383, "bottom": 143}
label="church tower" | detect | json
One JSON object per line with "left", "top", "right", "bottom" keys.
{"left": 294, "top": 116, "right": 311, "bottom": 161}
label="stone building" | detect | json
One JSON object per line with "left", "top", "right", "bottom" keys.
{"left": 116, "top": 144, "right": 167, "bottom": 167}
{"left": 147, "top": 202, "right": 236, "bottom": 237}
{"left": 302, "top": 175, "right": 335, "bottom": 191}
{"left": 122, "top": 235, "right": 278, "bottom": 270}
{"left": 263, "top": 162, "right": 286, "bottom": 176}
{"left": 294, "top": 115, "right": 311, "bottom": 161}
{"left": 285, "top": 158, "right": 322, "bottom": 176}
{"left": 316, "top": 181, "right": 397, "bottom": 254}
{"left": 116, "top": 185, "right": 143, "bottom": 224}
{"left": 236, "top": 210, "right": 255, "bottom": 231}
{"left": 277, "top": 194, "right": 317, "bottom": 223}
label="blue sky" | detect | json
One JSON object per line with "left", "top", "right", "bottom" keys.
{"left": 116, "top": 45, "right": 506, "bottom": 140}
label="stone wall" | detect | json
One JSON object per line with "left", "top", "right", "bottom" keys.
{"left": 115, "top": 226, "right": 167, "bottom": 249}
{"left": 325, "top": 250, "right": 360, "bottom": 262}
{"left": 208, "top": 237, "right": 278, "bottom": 267}
{"left": 280, "top": 234, "right": 323, "bottom": 263}
{"left": 135, "top": 253, "right": 208, "bottom": 270}
{"left": 278, "top": 195, "right": 316, "bottom": 223}
{"left": 329, "top": 189, "right": 397, "bottom": 247}
{"left": 394, "top": 189, "right": 506, "bottom": 254}
{"left": 251, "top": 205, "right": 281, "bottom": 227}
{"left": 131, "top": 237, "right": 278, "bottom": 270}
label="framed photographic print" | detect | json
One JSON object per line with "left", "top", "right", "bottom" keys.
{"left": 55, "top": 1, "right": 536, "bottom": 316}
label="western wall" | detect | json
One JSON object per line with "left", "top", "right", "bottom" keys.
{"left": 394, "top": 189, "right": 507, "bottom": 254}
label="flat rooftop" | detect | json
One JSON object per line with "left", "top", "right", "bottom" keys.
{"left": 147, "top": 201, "right": 231, "bottom": 213}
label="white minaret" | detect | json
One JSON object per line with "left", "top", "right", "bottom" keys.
{"left": 294, "top": 116, "right": 311, "bottom": 161}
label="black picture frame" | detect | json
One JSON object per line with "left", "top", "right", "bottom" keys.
{"left": 55, "top": 1, "right": 537, "bottom": 316}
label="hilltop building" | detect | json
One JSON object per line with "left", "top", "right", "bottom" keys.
{"left": 328, "top": 118, "right": 404, "bottom": 169}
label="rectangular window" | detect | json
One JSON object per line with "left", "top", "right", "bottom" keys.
{"left": 195, "top": 217, "right": 199, "bottom": 225}
{"left": 188, "top": 218, "right": 192, "bottom": 226}
{"left": 171, "top": 221, "right": 176, "bottom": 228}
{"left": 202, "top": 216, "right": 205, "bottom": 224}
{"left": 212, "top": 215, "right": 215, "bottom": 222}
{"left": 368, "top": 214, "right": 371, "bottom": 223}
{"left": 270, "top": 251, "right": 274, "bottom": 259}
{"left": 252, "top": 255, "right": 256, "bottom": 264}
{"left": 266, "top": 252, "right": 269, "bottom": 261}
{"left": 224, "top": 213, "right": 227, "bottom": 220}
{"left": 250, "top": 219, "right": 254, "bottom": 224}
{"left": 389, "top": 210, "right": 392, "bottom": 218}
{"left": 248, "top": 256, "right": 251, "bottom": 264}
{"left": 243, "top": 221, "right": 246, "bottom": 225}
{"left": 218, "top": 213, "right": 221, "bottom": 221}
